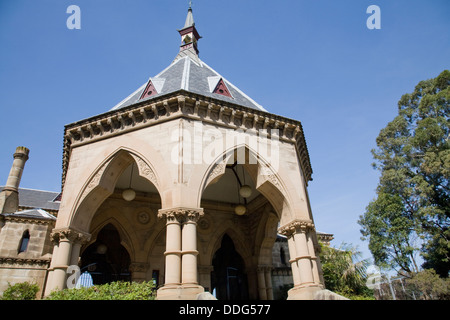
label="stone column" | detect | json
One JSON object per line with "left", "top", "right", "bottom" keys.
{"left": 70, "top": 232, "right": 91, "bottom": 267}
{"left": 181, "top": 209, "right": 203, "bottom": 285}
{"left": 48, "top": 229, "right": 73, "bottom": 291}
{"left": 287, "top": 236, "right": 301, "bottom": 286}
{"left": 158, "top": 209, "right": 183, "bottom": 286}
{"left": 157, "top": 207, "right": 205, "bottom": 300}
{"left": 306, "top": 231, "right": 321, "bottom": 285}
{"left": 44, "top": 240, "right": 59, "bottom": 296}
{"left": 257, "top": 266, "right": 267, "bottom": 300}
{"left": 264, "top": 266, "right": 273, "bottom": 300}
{"left": 45, "top": 228, "right": 90, "bottom": 294}
{"left": 279, "top": 219, "right": 323, "bottom": 300}
{"left": 198, "top": 265, "right": 214, "bottom": 292}
{"left": 294, "top": 229, "right": 314, "bottom": 285}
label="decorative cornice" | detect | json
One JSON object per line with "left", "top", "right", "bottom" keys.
{"left": 1, "top": 213, "right": 56, "bottom": 225}
{"left": 278, "top": 219, "right": 315, "bottom": 237}
{"left": 0, "top": 256, "right": 51, "bottom": 267}
{"left": 61, "top": 90, "right": 312, "bottom": 188}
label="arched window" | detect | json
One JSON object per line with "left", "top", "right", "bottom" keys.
{"left": 280, "top": 247, "right": 287, "bottom": 265}
{"left": 18, "top": 230, "right": 30, "bottom": 253}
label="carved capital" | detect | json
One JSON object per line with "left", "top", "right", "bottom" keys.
{"left": 50, "top": 228, "right": 91, "bottom": 244}
{"left": 158, "top": 207, "right": 204, "bottom": 223}
{"left": 278, "top": 219, "right": 314, "bottom": 237}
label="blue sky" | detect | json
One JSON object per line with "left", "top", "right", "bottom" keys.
{"left": 0, "top": 0, "right": 449, "bottom": 266}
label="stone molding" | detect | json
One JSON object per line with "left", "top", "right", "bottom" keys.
{"left": 157, "top": 207, "right": 204, "bottom": 223}
{"left": 278, "top": 219, "right": 315, "bottom": 237}
{"left": 0, "top": 256, "right": 51, "bottom": 268}
{"left": 1, "top": 213, "right": 56, "bottom": 225}
{"left": 62, "top": 91, "right": 312, "bottom": 187}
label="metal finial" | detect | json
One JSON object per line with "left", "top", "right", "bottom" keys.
{"left": 189, "top": 1, "right": 192, "bottom": 9}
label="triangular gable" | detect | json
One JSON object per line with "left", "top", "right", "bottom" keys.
{"left": 212, "top": 78, "right": 232, "bottom": 98}
{"left": 139, "top": 80, "right": 158, "bottom": 100}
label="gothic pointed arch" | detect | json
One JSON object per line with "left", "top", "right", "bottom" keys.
{"left": 69, "top": 148, "right": 161, "bottom": 232}
{"left": 199, "top": 144, "right": 293, "bottom": 221}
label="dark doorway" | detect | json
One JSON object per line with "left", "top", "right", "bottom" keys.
{"left": 211, "top": 234, "right": 248, "bottom": 300}
{"left": 80, "top": 224, "right": 131, "bottom": 284}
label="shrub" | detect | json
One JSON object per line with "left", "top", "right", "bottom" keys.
{"left": 1, "top": 282, "right": 39, "bottom": 300}
{"left": 45, "top": 281, "right": 156, "bottom": 300}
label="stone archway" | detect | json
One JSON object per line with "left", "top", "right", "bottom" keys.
{"left": 211, "top": 234, "right": 248, "bottom": 300}
{"left": 45, "top": 148, "right": 162, "bottom": 294}
{"left": 79, "top": 223, "right": 131, "bottom": 284}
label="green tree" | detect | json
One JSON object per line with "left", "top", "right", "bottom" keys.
{"left": 359, "top": 70, "right": 450, "bottom": 276}
{"left": 1, "top": 282, "right": 39, "bottom": 300}
{"left": 319, "top": 242, "right": 373, "bottom": 299}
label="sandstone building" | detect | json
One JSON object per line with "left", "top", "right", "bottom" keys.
{"left": 0, "top": 6, "right": 335, "bottom": 300}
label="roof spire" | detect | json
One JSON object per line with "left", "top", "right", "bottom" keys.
{"left": 184, "top": 1, "right": 195, "bottom": 28}
{"left": 178, "top": 3, "right": 201, "bottom": 56}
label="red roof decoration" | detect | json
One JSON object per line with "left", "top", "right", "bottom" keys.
{"left": 139, "top": 80, "right": 158, "bottom": 100}
{"left": 213, "top": 78, "right": 232, "bottom": 98}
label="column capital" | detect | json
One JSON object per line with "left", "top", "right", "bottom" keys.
{"left": 51, "top": 227, "right": 91, "bottom": 244}
{"left": 278, "top": 219, "right": 314, "bottom": 237}
{"left": 158, "top": 207, "right": 204, "bottom": 223}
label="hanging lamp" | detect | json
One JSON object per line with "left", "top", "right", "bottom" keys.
{"left": 122, "top": 163, "right": 136, "bottom": 201}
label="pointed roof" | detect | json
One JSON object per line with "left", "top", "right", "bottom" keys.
{"left": 183, "top": 5, "right": 195, "bottom": 28}
{"left": 111, "top": 6, "right": 267, "bottom": 112}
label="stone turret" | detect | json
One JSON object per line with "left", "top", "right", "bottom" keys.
{"left": 0, "top": 146, "right": 30, "bottom": 213}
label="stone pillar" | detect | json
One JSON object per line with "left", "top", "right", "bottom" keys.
{"left": 0, "top": 146, "right": 29, "bottom": 213}
{"left": 264, "top": 266, "right": 274, "bottom": 300}
{"left": 49, "top": 229, "right": 73, "bottom": 291}
{"left": 287, "top": 236, "right": 301, "bottom": 286}
{"left": 159, "top": 210, "right": 182, "bottom": 286}
{"left": 257, "top": 266, "right": 274, "bottom": 300}
{"left": 157, "top": 207, "right": 205, "bottom": 300}
{"left": 181, "top": 210, "right": 202, "bottom": 285}
{"left": 44, "top": 241, "right": 59, "bottom": 296}
{"left": 198, "top": 265, "right": 214, "bottom": 292}
{"left": 130, "top": 263, "right": 150, "bottom": 283}
{"left": 257, "top": 266, "right": 267, "bottom": 300}
{"left": 306, "top": 231, "right": 321, "bottom": 285}
{"left": 294, "top": 230, "right": 314, "bottom": 285}
{"left": 278, "top": 219, "right": 323, "bottom": 300}
{"left": 45, "top": 228, "right": 90, "bottom": 294}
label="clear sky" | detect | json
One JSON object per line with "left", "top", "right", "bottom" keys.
{"left": 0, "top": 0, "right": 449, "bottom": 266}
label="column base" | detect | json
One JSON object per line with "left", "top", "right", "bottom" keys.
{"left": 156, "top": 284, "right": 205, "bottom": 300}
{"left": 286, "top": 284, "right": 323, "bottom": 300}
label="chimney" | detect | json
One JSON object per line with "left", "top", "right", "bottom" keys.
{"left": 0, "top": 146, "right": 30, "bottom": 213}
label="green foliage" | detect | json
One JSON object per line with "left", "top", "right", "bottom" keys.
{"left": 359, "top": 70, "right": 450, "bottom": 276}
{"left": 1, "top": 282, "right": 39, "bottom": 300}
{"left": 45, "top": 281, "right": 155, "bottom": 300}
{"left": 406, "top": 269, "right": 450, "bottom": 300}
{"left": 319, "top": 242, "right": 374, "bottom": 300}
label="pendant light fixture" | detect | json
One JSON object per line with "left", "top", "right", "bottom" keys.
{"left": 122, "top": 163, "right": 136, "bottom": 201}
{"left": 230, "top": 164, "right": 252, "bottom": 216}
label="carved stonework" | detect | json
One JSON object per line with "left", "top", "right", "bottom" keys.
{"left": 158, "top": 207, "right": 204, "bottom": 223}
{"left": 62, "top": 94, "right": 313, "bottom": 188}
{"left": 278, "top": 219, "right": 315, "bottom": 238}
{"left": 79, "top": 159, "right": 111, "bottom": 203}
{"left": 205, "top": 161, "right": 226, "bottom": 187}
{"left": 50, "top": 228, "right": 91, "bottom": 245}
{"left": 132, "top": 155, "right": 158, "bottom": 187}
